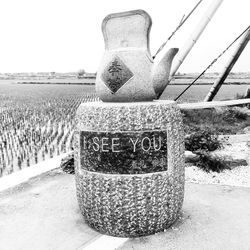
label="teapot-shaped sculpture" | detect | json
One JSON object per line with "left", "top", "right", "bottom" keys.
{"left": 95, "top": 9, "right": 178, "bottom": 102}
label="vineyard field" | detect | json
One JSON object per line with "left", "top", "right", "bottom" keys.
{"left": 0, "top": 81, "right": 96, "bottom": 177}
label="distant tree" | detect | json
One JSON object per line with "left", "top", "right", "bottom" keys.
{"left": 77, "top": 69, "right": 86, "bottom": 79}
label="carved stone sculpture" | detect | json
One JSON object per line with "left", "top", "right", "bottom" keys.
{"left": 95, "top": 9, "right": 178, "bottom": 101}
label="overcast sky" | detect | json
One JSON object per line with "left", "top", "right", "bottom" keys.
{"left": 0, "top": 0, "right": 249, "bottom": 73}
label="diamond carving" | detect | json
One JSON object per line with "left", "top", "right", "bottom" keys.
{"left": 101, "top": 56, "right": 133, "bottom": 93}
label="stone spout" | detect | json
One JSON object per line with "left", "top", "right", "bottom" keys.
{"left": 152, "top": 48, "right": 179, "bottom": 99}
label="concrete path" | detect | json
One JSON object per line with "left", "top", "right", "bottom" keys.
{"left": 0, "top": 170, "right": 250, "bottom": 250}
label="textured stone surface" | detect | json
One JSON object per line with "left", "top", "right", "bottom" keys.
{"left": 74, "top": 100, "right": 185, "bottom": 237}
{"left": 75, "top": 170, "right": 184, "bottom": 237}
{"left": 75, "top": 100, "right": 183, "bottom": 132}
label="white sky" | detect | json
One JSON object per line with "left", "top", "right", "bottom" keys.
{"left": 0, "top": 0, "right": 249, "bottom": 73}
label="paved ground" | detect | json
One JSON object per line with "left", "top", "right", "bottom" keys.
{"left": 0, "top": 170, "right": 250, "bottom": 250}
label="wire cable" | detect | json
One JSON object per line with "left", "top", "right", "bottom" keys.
{"left": 174, "top": 25, "right": 250, "bottom": 101}
{"left": 153, "top": 0, "right": 203, "bottom": 59}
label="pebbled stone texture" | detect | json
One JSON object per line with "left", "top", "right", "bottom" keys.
{"left": 74, "top": 100, "right": 185, "bottom": 237}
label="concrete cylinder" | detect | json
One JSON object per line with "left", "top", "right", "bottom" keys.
{"left": 74, "top": 100, "right": 185, "bottom": 237}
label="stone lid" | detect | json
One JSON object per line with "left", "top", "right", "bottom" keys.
{"left": 102, "top": 9, "right": 152, "bottom": 51}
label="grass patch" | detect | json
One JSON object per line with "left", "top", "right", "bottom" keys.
{"left": 194, "top": 151, "right": 230, "bottom": 173}
{"left": 185, "top": 130, "right": 221, "bottom": 152}
{"left": 184, "top": 130, "right": 229, "bottom": 173}
{"left": 60, "top": 153, "right": 74, "bottom": 174}
{"left": 182, "top": 107, "right": 250, "bottom": 134}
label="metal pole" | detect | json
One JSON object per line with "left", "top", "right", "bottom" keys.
{"left": 204, "top": 28, "right": 250, "bottom": 102}
{"left": 170, "top": 0, "right": 224, "bottom": 78}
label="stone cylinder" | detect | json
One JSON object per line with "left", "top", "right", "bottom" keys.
{"left": 74, "top": 100, "right": 185, "bottom": 237}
